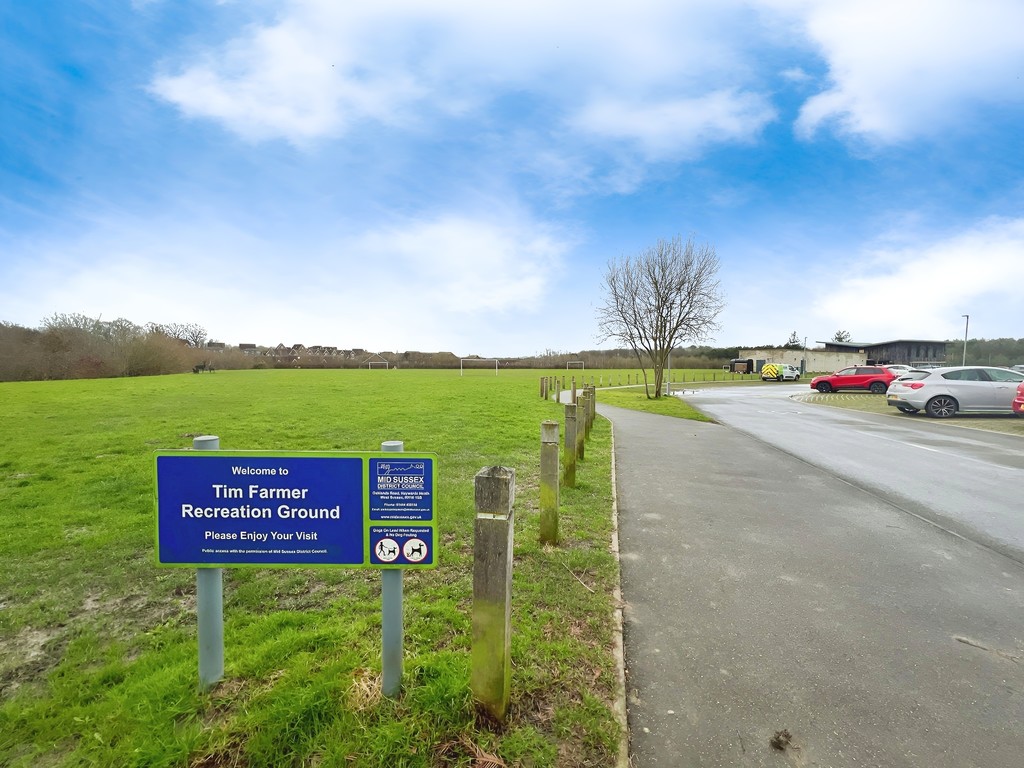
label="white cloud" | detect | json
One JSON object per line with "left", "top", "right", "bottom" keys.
{"left": 150, "top": 0, "right": 772, "bottom": 157}
{"left": 783, "top": 0, "right": 1024, "bottom": 141}
{"left": 571, "top": 89, "right": 777, "bottom": 159}
{"left": 0, "top": 208, "right": 574, "bottom": 355}
{"left": 809, "top": 217, "right": 1024, "bottom": 340}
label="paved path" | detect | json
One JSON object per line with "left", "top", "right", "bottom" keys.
{"left": 602, "top": 402, "right": 1024, "bottom": 768}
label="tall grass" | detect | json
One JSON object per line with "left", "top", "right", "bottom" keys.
{"left": 0, "top": 369, "right": 619, "bottom": 767}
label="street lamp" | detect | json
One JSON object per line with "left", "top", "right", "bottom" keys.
{"left": 961, "top": 314, "right": 969, "bottom": 366}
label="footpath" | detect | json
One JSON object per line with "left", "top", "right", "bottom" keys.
{"left": 600, "top": 402, "right": 1024, "bottom": 767}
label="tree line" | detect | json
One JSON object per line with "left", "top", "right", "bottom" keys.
{"left": 1, "top": 312, "right": 1021, "bottom": 383}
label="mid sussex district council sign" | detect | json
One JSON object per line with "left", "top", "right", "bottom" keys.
{"left": 155, "top": 451, "right": 437, "bottom": 568}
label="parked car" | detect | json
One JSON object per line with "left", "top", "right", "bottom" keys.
{"left": 809, "top": 366, "right": 897, "bottom": 394}
{"left": 761, "top": 363, "right": 801, "bottom": 381}
{"left": 882, "top": 364, "right": 914, "bottom": 377}
{"left": 1013, "top": 381, "right": 1024, "bottom": 416}
{"left": 885, "top": 366, "right": 1024, "bottom": 417}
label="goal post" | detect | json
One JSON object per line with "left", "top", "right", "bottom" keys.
{"left": 566, "top": 361, "right": 585, "bottom": 370}
{"left": 460, "top": 358, "right": 500, "bottom": 376}
{"left": 366, "top": 361, "right": 389, "bottom": 369}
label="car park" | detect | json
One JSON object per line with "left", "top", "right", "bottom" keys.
{"left": 761, "top": 363, "right": 801, "bottom": 381}
{"left": 809, "top": 366, "right": 897, "bottom": 394}
{"left": 885, "top": 366, "right": 1024, "bottom": 417}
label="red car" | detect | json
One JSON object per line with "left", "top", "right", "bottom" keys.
{"left": 809, "top": 365, "right": 898, "bottom": 394}
{"left": 1013, "top": 381, "right": 1024, "bottom": 416}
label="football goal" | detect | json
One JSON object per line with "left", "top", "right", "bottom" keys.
{"left": 460, "top": 358, "right": 500, "bottom": 376}
{"left": 366, "top": 361, "right": 389, "bottom": 369}
{"left": 566, "top": 360, "right": 585, "bottom": 370}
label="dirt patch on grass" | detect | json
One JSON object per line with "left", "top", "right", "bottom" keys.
{"left": 1, "top": 626, "right": 66, "bottom": 697}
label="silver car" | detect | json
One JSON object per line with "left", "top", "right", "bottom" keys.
{"left": 885, "top": 366, "right": 1024, "bottom": 418}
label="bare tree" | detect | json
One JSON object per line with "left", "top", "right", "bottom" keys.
{"left": 832, "top": 330, "right": 852, "bottom": 343}
{"left": 597, "top": 236, "right": 724, "bottom": 398}
{"left": 785, "top": 331, "right": 802, "bottom": 348}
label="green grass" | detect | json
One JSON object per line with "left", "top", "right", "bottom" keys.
{"left": 595, "top": 386, "right": 714, "bottom": 421}
{"left": 0, "top": 369, "right": 620, "bottom": 767}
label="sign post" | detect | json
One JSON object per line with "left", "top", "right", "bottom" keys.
{"left": 155, "top": 446, "right": 437, "bottom": 691}
{"left": 380, "top": 440, "right": 404, "bottom": 698}
{"left": 193, "top": 435, "right": 224, "bottom": 691}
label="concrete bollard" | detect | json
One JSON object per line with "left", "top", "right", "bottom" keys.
{"left": 471, "top": 466, "right": 516, "bottom": 722}
{"left": 539, "top": 421, "right": 559, "bottom": 545}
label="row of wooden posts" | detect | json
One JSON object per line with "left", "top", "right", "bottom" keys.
{"left": 469, "top": 377, "right": 597, "bottom": 722}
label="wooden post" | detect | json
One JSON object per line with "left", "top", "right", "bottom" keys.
{"left": 471, "top": 466, "right": 515, "bottom": 722}
{"left": 563, "top": 403, "right": 577, "bottom": 488}
{"left": 571, "top": 376, "right": 577, "bottom": 404}
{"left": 554, "top": 378, "right": 561, "bottom": 405}
{"left": 539, "top": 421, "right": 559, "bottom": 545}
{"left": 575, "top": 392, "right": 586, "bottom": 461}
{"left": 584, "top": 386, "right": 595, "bottom": 438}
{"left": 541, "top": 376, "right": 548, "bottom": 400}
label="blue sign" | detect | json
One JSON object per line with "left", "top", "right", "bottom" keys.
{"left": 369, "top": 458, "right": 433, "bottom": 521}
{"left": 155, "top": 451, "right": 436, "bottom": 568}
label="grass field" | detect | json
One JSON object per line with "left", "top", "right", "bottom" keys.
{"left": 0, "top": 368, "right": 624, "bottom": 767}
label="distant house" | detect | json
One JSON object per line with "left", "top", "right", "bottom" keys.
{"left": 818, "top": 339, "right": 947, "bottom": 366}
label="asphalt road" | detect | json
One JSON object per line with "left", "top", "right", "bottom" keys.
{"left": 604, "top": 392, "right": 1024, "bottom": 767}
{"left": 679, "top": 383, "right": 1024, "bottom": 564}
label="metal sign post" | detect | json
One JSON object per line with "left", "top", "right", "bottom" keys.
{"left": 380, "top": 440, "right": 404, "bottom": 698}
{"left": 193, "top": 435, "right": 224, "bottom": 691}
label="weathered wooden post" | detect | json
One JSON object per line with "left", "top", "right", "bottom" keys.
{"left": 539, "top": 421, "right": 559, "bottom": 545}
{"left": 575, "top": 391, "right": 586, "bottom": 461}
{"left": 554, "top": 378, "right": 561, "bottom": 404}
{"left": 563, "top": 403, "right": 577, "bottom": 488}
{"left": 571, "top": 376, "right": 577, "bottom": 404}
{"left": 585, "top": 386, "right": 595, "bottom": 438}
{"left": 540, "top": 376, "right": 548, "bottom": 400}
{"left": 471, "top": 466, "right": 515, "bottom": 722}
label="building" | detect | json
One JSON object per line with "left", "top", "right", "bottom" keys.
{"left": 818, "top": 339, "right": 947, "bottom": 367}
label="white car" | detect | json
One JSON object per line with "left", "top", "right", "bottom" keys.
{"left": 761, "top": 363, "right": 801, "bottom": 381}
{"left": 886, "top": 366, "right": 1024, "bottom": 417}
{"left": 883, "top": 364, "right": 914, "bottom": 377}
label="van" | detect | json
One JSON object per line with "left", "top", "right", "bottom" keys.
{"left": 761, "top": 363, "right": 801, "bottom": 381}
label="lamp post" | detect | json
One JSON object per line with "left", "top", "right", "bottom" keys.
{"left": 961, "top": 314, "right": 969, "bottom": 366}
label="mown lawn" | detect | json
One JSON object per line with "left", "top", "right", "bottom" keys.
{"left": 0, "top": 369, "right": 621, "bottom": 767}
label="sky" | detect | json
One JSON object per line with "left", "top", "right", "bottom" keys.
{"left": 2, "top": 0, "right": 1023, "bottom": 357}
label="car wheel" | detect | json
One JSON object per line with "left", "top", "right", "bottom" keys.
{"left": 896, "top": 405, "right": 919, "bottom": 414}
{"left": 926, "top": 396, "right": 958, "bottom": 418}
{"left": 816, "top": 382, "right": 832, "bottom": 393}
{"left": 869, "top": 381, "right": 887, "bottom": 394}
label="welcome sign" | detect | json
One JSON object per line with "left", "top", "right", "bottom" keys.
{"left": 155, "top": 451, "right": 437, "bottom": 568}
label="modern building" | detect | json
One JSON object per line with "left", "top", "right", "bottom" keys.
{"left": 818, "top": 339, "right": 947, "bottom": 367}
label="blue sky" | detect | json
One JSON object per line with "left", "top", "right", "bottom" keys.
{"left": 2, "top": 0, "right": 1022, "bottom": 357}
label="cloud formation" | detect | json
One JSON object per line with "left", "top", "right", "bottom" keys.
{"left": 788, "top": 0, "right": 1024, "bottom": 141}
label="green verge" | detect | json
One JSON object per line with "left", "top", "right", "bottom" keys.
{"left": 595, "top": 385, "right": 714, "bottom": 421}
{"left": 0, "top": 369, "right": 619, "bottom": 767}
